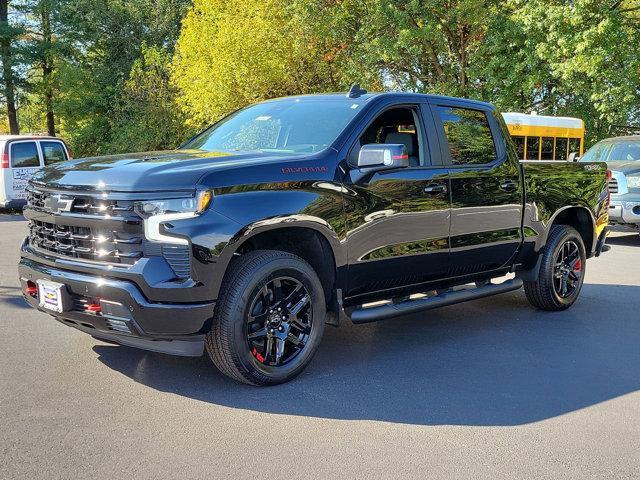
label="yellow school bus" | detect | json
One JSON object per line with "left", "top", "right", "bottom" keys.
{"left": 502, "top": 112, "right": 585, "bottom": 161}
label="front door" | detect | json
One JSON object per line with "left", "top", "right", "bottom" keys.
{"left": 342, "top": 103, "right": 451, "bottom": 299}
{"left": 430, "top": 100, "right": 523, "bottom": 276}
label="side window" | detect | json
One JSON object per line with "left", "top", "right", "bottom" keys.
{"left": 10, "top": 142, "right": 40, "bottom": 168}
{"left": 436, "top": 106, "right": 496, "bottom": 165}
{"left": 555, "top": 138, "right": 569, "bottom": 160}
{"left": 541, "top": 137, "right": 554, "bottom": 160}
{"left": 41, "top": 141, "right": 68, "bottom": 165}
{"left": 512, "top": 136, "right": 525, "bottom": 159}
{"left": 355, "top": 106, "right": 425, "bottom": 167}
{"left": 569, "top": 138, "right": 582, "bottom": 156}
{"left": 526, "top": 137, "right": 540, "bottom": 160}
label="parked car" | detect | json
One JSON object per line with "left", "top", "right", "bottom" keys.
{"left": 580, "top": 136, "right": 640, "bottom": 231}
{"left": 0, "top": 135, "right": 71, "bottom": 209}
{"left": 18, "top": 90, "right": 609, "bottom": 385}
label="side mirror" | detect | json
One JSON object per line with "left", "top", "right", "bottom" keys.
{"left": 568, "top": 152, "right": 580, "bottom": 162}
{"left": 357, "top": 144, "right": 409, "bottom": 172}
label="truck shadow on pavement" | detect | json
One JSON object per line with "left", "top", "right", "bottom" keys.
{"left": 0, "top": 212, "right": 26, "bottom": 221}
{"left": 606, "top": 233, "right": 639, "bottom": 247}
{"left": 93, "top": 283, "right": 640, "bottom": 426}
{"left": 0, "top": 285, "right": 30, "bottom": 309}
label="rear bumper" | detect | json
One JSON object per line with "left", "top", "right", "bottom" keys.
{"left": 18, "top": 257, "right": 214, "bottom": 356}
{"left": 609, "top": 198, "right": 640, "bottom": 226}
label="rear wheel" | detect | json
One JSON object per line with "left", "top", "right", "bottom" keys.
{"left": 524, "top": 225, "right": 586, "bottom": 311}
{"left": 206, "top": 250, "right": 325, "bottom": 385}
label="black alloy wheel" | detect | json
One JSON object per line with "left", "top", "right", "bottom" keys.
{"left": 523, "top": 225, "right": 586, "bottom": 311}
{"left": 206, "top": 250, "right": 325, "bottom": 385}
{"left": 246, "top": 277, "right": 313, "bottom": 366}
{"left": 552, "top": 240, "right": 582, "bottom": 299}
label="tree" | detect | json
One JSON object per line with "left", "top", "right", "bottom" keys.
{"left": 0, "top": 0, "right": 21, "bottom": 133}
{"left": 172, "top": 0, "right": 344, "bottom": 129}
{"left": 475, "top": 0, "right": 640, "bottom": 144}
{"left": 295, "top": 0, "right": 499, "bottom": 96}
{"left": 53, "top": 0, "right": 190, "bottom": 155}
{"left": 22, "top": 0, "right": 60, "bottom": 135}
{"left": 108, "top": 44, "right": 187, "bottom": 153}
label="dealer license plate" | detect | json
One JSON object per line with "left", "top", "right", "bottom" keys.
{"left": 37, "top": 280, "right": 66, "bottom": 313}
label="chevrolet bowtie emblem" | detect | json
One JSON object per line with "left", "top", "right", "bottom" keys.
{"left": 43, "top": 194, "right": 74, "bottom": 213}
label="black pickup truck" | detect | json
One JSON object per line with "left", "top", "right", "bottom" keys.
{"left": 19, "top": 89, "right": 609, "bottom": 385}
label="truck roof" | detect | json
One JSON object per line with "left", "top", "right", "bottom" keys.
{"left": 599, "top": 135, "right": 640, "bottom": 142}
{"left": 0, "top": 134, "right": 64, "bottom": 142}
{"left": 265, "top": 92, "right": 495, "bottom": 109}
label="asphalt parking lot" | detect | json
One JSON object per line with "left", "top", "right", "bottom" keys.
{"left": 1, "top": 213, "right": 639, "bottom": 479}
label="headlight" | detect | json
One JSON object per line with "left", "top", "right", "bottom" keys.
{"left": 136, "top": 190, "right": 213, "bottom": 245}
{"left": 626, "top": 175, "right": 640, "bottom": 189}
{"left": 136, "top": 190, "right": 213, "bottom": 218}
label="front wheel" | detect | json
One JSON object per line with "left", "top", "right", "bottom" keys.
{"left": 524, "top": 225, "right": 586, "bottom": 311}
{"left": 206, "top": 250, "right": 325, "bottom": 385}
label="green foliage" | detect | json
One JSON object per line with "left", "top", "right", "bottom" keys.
{"left": 171, "top": 0, "right": 344, "bottom": 129}
{"left": 475, "top": 0, "right": 640, "bottom": 145}
{"left": 108, "top": 44, "right": 187, "bottom": 152}
{"left": 54, "top": 0, "right": 190, "bottom": 155}
{"left": 295, "top": 0, "right": 500, "bottom": 96}
{"left": 1, "top": 0, "right": 639, "bottom": 151}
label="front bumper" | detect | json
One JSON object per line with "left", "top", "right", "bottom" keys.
{"left": 18, "top": 257, "right": 214, "bottom": 356}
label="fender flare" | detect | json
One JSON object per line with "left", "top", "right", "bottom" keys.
{"left": 540, "top": 205, "right": 598, "bottom": 256}
{"left": 208, "top": 214, "right": 346, "bottom": 300}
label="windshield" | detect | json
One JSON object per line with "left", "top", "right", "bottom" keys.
{"left": 182, "top": 98, "right": 363, "bottom": 154}
{"left": 582, "top": 139, "right": 640, "bottom": 162}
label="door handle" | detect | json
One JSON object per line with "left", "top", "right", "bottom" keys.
{"left": 499, "top": 180, "right": 518, "bottom": 192}
{"left": 424, "top": 184, "right": 448, "bottom": 195}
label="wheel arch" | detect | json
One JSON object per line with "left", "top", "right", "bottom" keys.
{"left": 547, "top": 206, "right": 597, "bottom": 256}
{"left": 212, "top": 216, "right": 346, "bottom": 311}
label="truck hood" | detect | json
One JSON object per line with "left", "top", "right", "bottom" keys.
{"left": 30, "top": 149, "right": 304, "bottom": 193}
{"left": 606, "top": 161, "right": 640, "bottom": 176}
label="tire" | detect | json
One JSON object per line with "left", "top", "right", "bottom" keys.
{"left": 205, "top": 250, "right": 326, "bottom": 385}
{"left": 524, "top": 225, "right": 586, "bottom": 311}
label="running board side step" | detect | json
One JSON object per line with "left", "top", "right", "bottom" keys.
{"left": 349, "top": 278, "right": 523, "bottom": 324}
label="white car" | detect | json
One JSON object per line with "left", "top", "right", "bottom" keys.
{"left": 0, "top": 135, "right": 71, "bottom": 208}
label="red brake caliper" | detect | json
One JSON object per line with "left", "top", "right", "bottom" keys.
{"left": 573, "top": 259, "right": 582, "bottom": 272}
{"left": 252, "top": 347, "right": 265, "bottom": 363}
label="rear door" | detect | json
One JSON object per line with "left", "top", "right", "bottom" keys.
{"left": 7, "top": 140, "right": 43, "bottom": 203}
{"left": 430, "top": 100, "right": 523, "bottom": 276}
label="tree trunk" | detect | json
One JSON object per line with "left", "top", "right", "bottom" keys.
{"left": 458, "top": 27, "right": 469, "bottom": 96}
{"left": 0, "top": 0, "right": 20, "bottom": 134}
{"left": 41, "top": 3, "right": 55, "bottom": 136}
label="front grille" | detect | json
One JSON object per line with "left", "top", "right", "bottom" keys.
{"left": 29, "top": 220, "right": 143, "bottom": 265}
{"left": 608, "top": 178, "right": 619, "bottom": 194}
{"left": 26, "top": 188, "right": 191, "bottom": 278}
{"left": 26, "top": 189, "right": 137, "bottom": 216}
